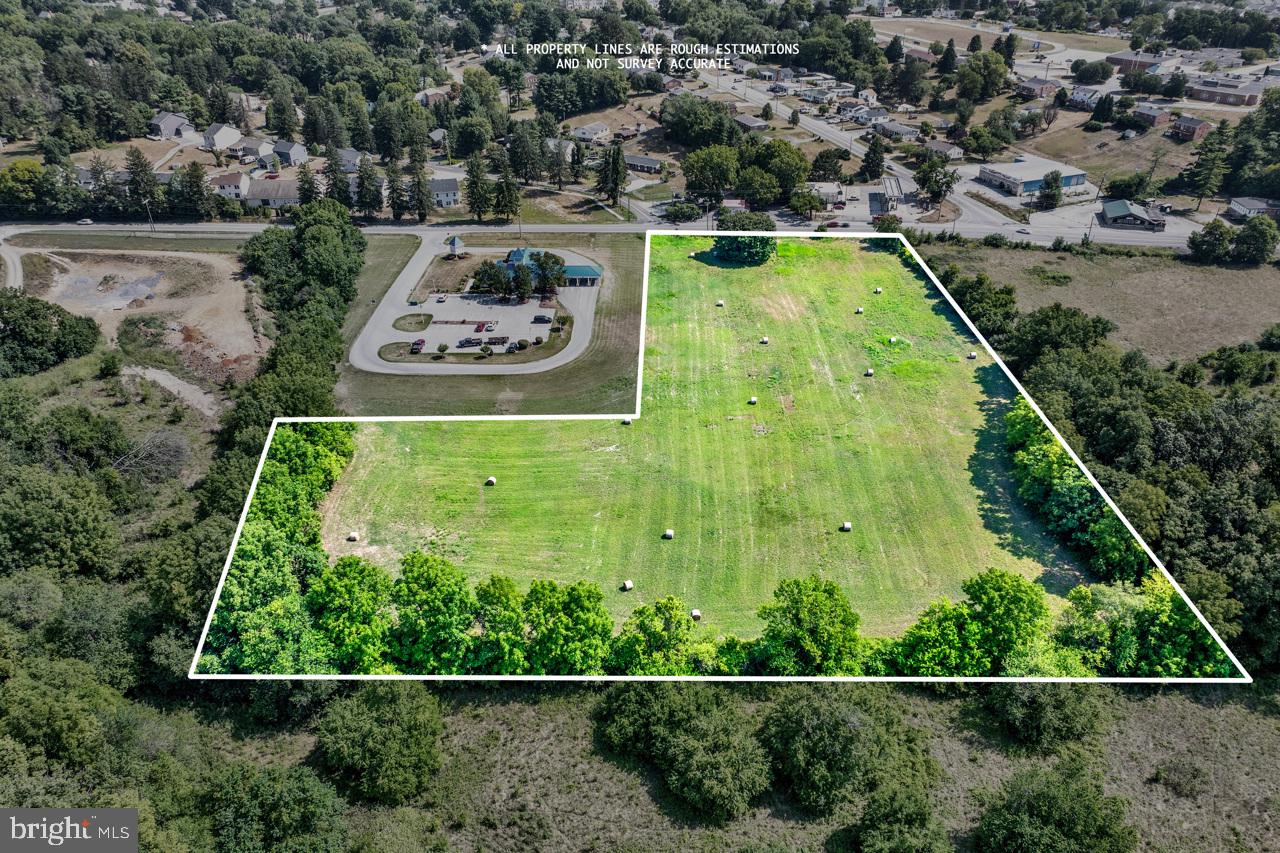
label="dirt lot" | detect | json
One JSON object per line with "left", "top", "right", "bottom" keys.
{"left": 32, "top": 249, "right": 268, "bottom": 384}
{"left": 920, "top": 244, "right": 1280, "bottom": 363}
{"left": 68, "top": 138, "right": 179, "bottom": 168}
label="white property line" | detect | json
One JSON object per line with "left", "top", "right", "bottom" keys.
{"left": 189, "top": 230, "right": 1251, "bottom": 683}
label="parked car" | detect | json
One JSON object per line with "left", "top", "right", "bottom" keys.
{"left": 436, "top": 295, "right": 447, "bottom": 303}
{"left": 458, "top": 337, "right": 482, "bottom": 348}
{"left": 485, "top": 322, "right": 496, "bottom": 332}
{"left": 533, "top": 314, "right": 552, "bottom": 324}
{"left": 409, "top": 339, "right": 426, "bottom": 354}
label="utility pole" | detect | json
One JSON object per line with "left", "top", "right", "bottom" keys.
{"left": 142, "top": 198, "right": 155, "bottom": 233}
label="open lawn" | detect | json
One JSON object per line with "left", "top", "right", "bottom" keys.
{"left": 336, "top": 232, "right": 644, "bottom": 416}
{"left": 919, "top": 244, "right": 1280, "bottom": 364}
{"left": 319, "top": 236, "right": 1081, "bottom": 637}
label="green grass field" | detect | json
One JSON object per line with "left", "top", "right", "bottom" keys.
{"left": 318, "top": 236, "right": 1081, "bottom": 637}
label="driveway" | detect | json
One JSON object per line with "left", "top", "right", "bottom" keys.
{"left": 346, "top": 236, "right": 605, "bottom": 376}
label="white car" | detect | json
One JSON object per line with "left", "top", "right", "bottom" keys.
{"left": 1016, "top": 228, "right": 1031, "bottom": 235}
{"left": 76, "top": 218, "right": 93, "bottom": 225}
{"left": 436, "top": 295, "right": 446, "bottom": 302}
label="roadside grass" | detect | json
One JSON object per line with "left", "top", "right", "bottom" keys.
{"left": 964, "top": 190, "right": 1031, "bottom": 224}
{"left": 320, "top": 236, "right": 1080, "bottom": 637}
{"left": 338, "top": 235, "right": 423, "bottom": 350}
{"left": 8, "top": 231, "right": 248, "bottom": 253}
{"left": 919, "top": 244, "right": 1280, "bottom": 364}
{"left": 336, "top": 232, "right": 644, "bottom": 416}
{"left": 19, "top": 252, "right": 65, "bottom": 295}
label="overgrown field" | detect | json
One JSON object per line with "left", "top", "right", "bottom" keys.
{"left": 321, "top": 236, "right": 1080, "bottom": 636}
{"left": 920, "top": 243, "right": 1280, "bottom": 365}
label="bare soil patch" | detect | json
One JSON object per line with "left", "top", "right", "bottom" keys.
{"left": 42, "top": 249, "right": 268, "bottom": 384}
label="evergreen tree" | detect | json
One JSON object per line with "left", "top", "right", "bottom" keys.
{"left": 548, "top": 136, "right": 568, "bottom": 190}
{"left": 760, "top": 102, "right": 773, "bottom": 121}
{"left": 594, "top": 143, "right": 626, "bottom": 206}
{"left": 789, "top": 108, "right": 800, "bottom": 126}
{"left": 323, "top": 147, "right": 351, "bottom": 208}
{"left": 493, "top": 168, "right": 521, "bottom": 221}
{"left": 570, "top": 140, "right": 586, "bottom": 181}
{"left": 123, "top": 145, "right": 159, "bottom": 218}
{"left": 355, "top": 156, "right": 383, "bottom": 218}
{"left": 939, "top": 39, "right": 958, "bottom": 74}
{"left": 886, "top": 35, "right": 905, "bottom": 63}
{"left": 297, "top": 163, "right": 320, "bottom": 205}
{"left": 861, "top": 134, "right": 886, "bottom": 180}
{"left": 1185, "top": 130, "right": 1229, "bottom": 210}
{"left": 1091, "top": 93, "right": 1116, "bottom": 123}
{"left": 463, "top": 153, "right": 494, "bottom": 221}
{"left": 411, "top": 167, "right": 435, "bottom": 223}
{"left": 967, "top": 34, "right": 983, "bottom": 53}
{"left": 387, "top": 163, "right": 408, "bottom": 221}
{"left": 508, "top": 121, "right": 545, "bottom": 185}
{"left": 266, "top": 78, "right": 298, "bottom": 138}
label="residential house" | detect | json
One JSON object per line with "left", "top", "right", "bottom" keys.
{"left": 273, "top": 140, "right": 308, "bottom": 166}
{"left": 232, "top": 138, "right": 274, "bottom": 164}
{"left": 416, "top": 86, "right": 451, "bottom": 107}
{"left": 805, "top": 181, "right": 844, "bottom": 205}
{"left": 977, "top": 155, "right": 1087, "bottom": 196}
{"left": 149, "top": 111, "right": 193, "bottom": 139}
{"left": 799, "top": 88, "right": 836, "bottom": 104}
{"left": 1016, "top": 77, "right": 1060, "bottom": 99}
{"left": 431, "top": 177, "right": 461, "bottom": 207}
{"left": 245, "top": 179, "right": 301, "bottom": 209}
{"left": 1171, "top": 115, "right": 1211, "bottom": 142}
{"left": 855, "top": 107, "right": 890, "bottom": 125}
{"left": 428, "top": 128, "right": 448, "bottom": 147}
{"left": 1067, "top": 87, "right": 1102, "bottom": 110}
{"left": 757, "top": 66, "right": 795, "bottom": 82}
{"left": 545, "top": 137, "right": 574, "bottom": 160}
{"left": 1101, "top": 199, "right": 1166, "bottom": 231}
{"left": 202, "top": 123, "right": 242, "bottom": 151}
{"left": 730, "top": 56, "right": 758, "bottom": 74}
{"left": 875, "top": 120, "right": 919, "bottom": 142}
{"left": 1133, "top": 103, "right": 1171, "bottom": 127}
{"left": 335, "top": 148, "right": 364, "bottom": 173}
{"left": 1227, "top": 197, "right": 1280, "bottom": 221}
{"left": 735, "top": 114, "right": 769, "bottom": 132}
{"left": 858, "top": 88, "right": 879, "bottom": 106}
{"left": 612, "top": 126, "right": 640, "bottom": 142}
{"left": 570, "top": 122, "right": 611, "bottom": 145}
{"left": 924, "top": 139, "right": 963, "bottom": 160}
{"left": 209, "top": 172, "right": 250, "bottom": 200}
{"left": 624, "top": 154, "right": 662, "bottom": 174}
{"left": 905, "top": 48, "right": 935, "bottom": 64}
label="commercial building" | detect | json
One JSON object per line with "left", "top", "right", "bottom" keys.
{"left": 977, "top": 156, "right": 1087, "bottom": 196}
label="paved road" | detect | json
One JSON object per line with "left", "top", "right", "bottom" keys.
{"left": 346, "top": 235, "right": 605, "bottom": 376}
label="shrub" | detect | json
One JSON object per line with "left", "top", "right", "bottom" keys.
{"left": 97, "top": 352, "right": 122, "bottom": 378}
{"left": 1148, "top": 757, "right": 1205, "bottom": 798}
{"left": 981, "top": 684, "right": 1109, "bottom": 750}
{"left": 973, "top": 754, "right": 1138, "bottom": 852}
{"left": 315, "top": 683, "right": 443, "bottom": 804}
{"left": 664, "top": 201, "right": 702, "bottom": 223}
{"left": 760, "top": 686, "right": 929, "bottom": 815}
{"left": 517, "top": 339, "right": 529, "bottom": 349}
{"left": 1082, "top": 120, "right": 1104, "bottom": 132}
{"left": 596, "top": 683, "right": 769, "bottom": 822}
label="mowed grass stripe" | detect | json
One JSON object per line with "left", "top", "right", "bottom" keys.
{"left": 321, "top": 237, "right": 1081, "bottom": 636}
